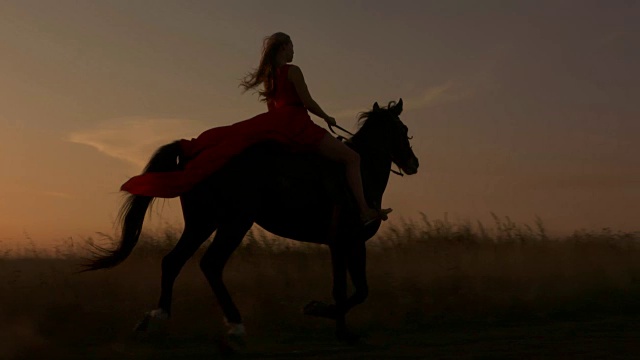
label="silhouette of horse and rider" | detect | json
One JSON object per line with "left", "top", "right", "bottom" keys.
{"left": 84, "top": 32, "right": 419, "bottom": 343}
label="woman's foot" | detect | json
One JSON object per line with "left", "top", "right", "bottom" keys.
{"left": 361, "top": 208, "right": 393, "bottom": 226}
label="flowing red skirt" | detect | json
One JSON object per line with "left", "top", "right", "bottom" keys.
{"left": 120, "top": 106, "right": 328, "bottom": 198}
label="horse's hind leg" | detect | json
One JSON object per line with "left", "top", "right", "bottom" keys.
{"left": 199, "top": 217, "right": 253, "bottom": 335}
{"left": 157, "top": 220, "right": 217, "bottom": 315}
{"left": 135, "top": 218, "right": 216, "bottom": 332}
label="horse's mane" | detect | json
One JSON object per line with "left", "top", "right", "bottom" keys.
{"left": 349, "top": 101, "right": 398, "bottom": 142}
{"left": 356, "top": 101, "right": 398, "bottom": 127}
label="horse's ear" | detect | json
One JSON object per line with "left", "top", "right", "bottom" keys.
{"left": 373, "top": 102, "right": 380, "bottom": 111}
{"left": 393, "top": 98, "right": 403, "bottom": 116}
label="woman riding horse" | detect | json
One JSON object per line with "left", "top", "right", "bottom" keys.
{"left": 120, "top": 32, "right": 391, "bottom": 225}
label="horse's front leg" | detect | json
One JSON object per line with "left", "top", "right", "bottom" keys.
{"left": 344, "top": 239, "right": 368, "bottom": 313}
{"left": 302, "top": 240, "right": 363, "bottom": 343}
{"left": 329, "top": 241, "right": 360, "bottom": 343}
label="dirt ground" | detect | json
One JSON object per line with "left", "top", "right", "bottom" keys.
{"left": 3, "top": 230, "right": 640, "bottom": 359}
{"left": 4, "top": 313, "right": 640, "bottom": 359}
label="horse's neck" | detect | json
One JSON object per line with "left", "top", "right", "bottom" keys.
{"left": 349, "top": 140, "right": 392, "bottom": 205}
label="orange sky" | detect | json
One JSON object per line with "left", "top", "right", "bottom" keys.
{"left": 1, "top": 1, "right": 638, "bottom": 247}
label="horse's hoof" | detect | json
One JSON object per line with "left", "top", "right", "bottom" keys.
{"left": 134, "top": 313, "right": 151, "bottom": 332}
{"left": 134, "top": 309, "right": 169, "bottom": 332}
{"left": 217, "top": 333, "right": 246, "bottom": 356}
{"left": 303, "top": 300, "right": 337, "bottom": 319}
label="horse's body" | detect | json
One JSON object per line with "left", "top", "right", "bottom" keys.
{"left": 86, "top": 99, "right": 419, "bottom": 342}
{"left": 200, "top": 142, "right": 351, "bottom": 243}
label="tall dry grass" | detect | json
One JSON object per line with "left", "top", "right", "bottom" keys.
{"left": 1, "top": 214, "right": 639, "bottom": 358}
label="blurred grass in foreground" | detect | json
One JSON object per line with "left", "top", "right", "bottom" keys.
{"left": 0, "top": 213, "right": 639, "bottom": 358}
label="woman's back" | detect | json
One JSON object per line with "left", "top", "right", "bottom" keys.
{"left": 268, "top": 64, "right": 304, "bottom": 111}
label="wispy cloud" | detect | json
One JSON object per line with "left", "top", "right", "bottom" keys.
{"left": 69, "top": 80, "right": 477, "bottom": 165}
{"left": 43, "top": 191, "right": 72, "bottom": 199}
{"left": 332, "top": 79, "right": 474, "bottom": 123}
{"left": 68, "top": 117, "right": 206, "bottom": 167}
{"left": 406, "top": 81, "right": 461, "bottom": 110}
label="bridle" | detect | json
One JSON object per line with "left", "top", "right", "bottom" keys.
{"left": 329, "top": 123, "right": 406, "bottom": 177}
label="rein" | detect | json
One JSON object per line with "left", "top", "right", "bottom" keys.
{"left": 329, "top": 123, "right": 404, "bottom": 177}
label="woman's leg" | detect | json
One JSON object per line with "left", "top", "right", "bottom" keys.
{"left": 314, "top": 134, "right": 390, "bottom": 222}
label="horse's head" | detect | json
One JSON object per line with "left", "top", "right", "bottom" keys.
{"left": 354, "top": 99, "right": 419, "bottom": 175}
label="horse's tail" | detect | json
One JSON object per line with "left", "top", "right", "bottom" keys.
{"left": 82, "top": 141, "right": 183, "bottom": 271}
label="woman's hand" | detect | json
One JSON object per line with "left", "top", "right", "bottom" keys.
{"left": 324, "top": 116, "right": 337, "bottom": 127}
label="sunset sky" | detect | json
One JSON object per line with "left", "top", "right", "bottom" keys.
{"left": 1, "top": 1, "right": 638, "bottom": 247}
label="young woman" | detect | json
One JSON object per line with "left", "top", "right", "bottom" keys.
{"left": 121, "top": 32, "right": 391, "bottom": 225}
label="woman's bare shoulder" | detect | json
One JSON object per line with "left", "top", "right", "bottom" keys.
{"left": 287, "top": 64, "right": 304, "bottom": 81}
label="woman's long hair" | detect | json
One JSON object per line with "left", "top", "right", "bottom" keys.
{"left": 240, "top": 32, "right": 291, "bottom": 102}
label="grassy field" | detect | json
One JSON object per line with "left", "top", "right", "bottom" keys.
{"left": 2, "top": 214, "right": 640, "bottom": 359}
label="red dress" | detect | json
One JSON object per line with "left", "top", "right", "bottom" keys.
{"left": 120, "top": 64, "right": 328, "bottom": 198}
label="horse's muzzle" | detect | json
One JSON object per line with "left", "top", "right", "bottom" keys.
{"left": 402, "top": 158, "right": 419, "bottom": 175}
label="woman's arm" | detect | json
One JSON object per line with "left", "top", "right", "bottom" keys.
{"left": 288, "top": 65, "right": 332, "bottom": 121}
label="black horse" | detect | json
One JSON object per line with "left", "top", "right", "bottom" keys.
{"left": 85, "top": 99, "right": 419, "bottom": 342}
